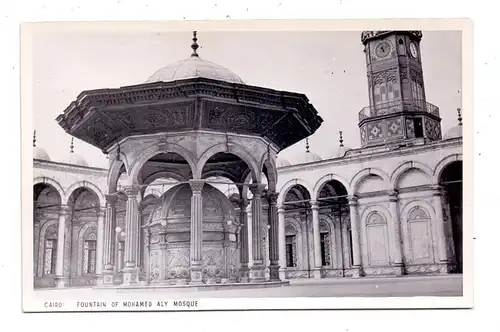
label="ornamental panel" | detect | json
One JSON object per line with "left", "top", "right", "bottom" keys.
{"left": 367, "top": 121, "right": 383, "bottom": 140}
{"left": 386, "top": 118, "right": 403, "bottom": 137}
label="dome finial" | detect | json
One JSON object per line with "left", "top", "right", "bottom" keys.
{"left": 70, "top": 137, "right": 74, "bottom": 153}
{"left": 339, "top": 130, "right": 344, "bottom": 147}
{"left": 33, "top": 130, "right": 37, "bottom": 147}
{"left": 191, "top": 31, "right": 199, "bottom": 57}
{"left": 457, "top": 108, "right": 462, "bottom": 126}
{"left": 306, "top": 137, "right": 310, "bottom": 153}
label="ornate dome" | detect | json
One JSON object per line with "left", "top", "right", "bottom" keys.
{"left": 146, "top": 32, "right": 245, "bottom": 85}
{"left": 330, "top": 131, "right": 351, "bottom": 158}
{"left": 276, "top": 157, "right": 291, "bottom": 168}
{"left": 32, "top": 131, "right": 51, "bottom": 161}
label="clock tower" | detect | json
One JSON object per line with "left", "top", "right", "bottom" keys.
{"left": 358, "top": 30, "right": 442, "bottom": 147}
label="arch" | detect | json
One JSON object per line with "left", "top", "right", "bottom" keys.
{"left": 129, "top": 142, "right": 198, "bottom": 185}
{"left": 33, "top": 176, "right": 65, "bottom": 201}
{"left": 390, "top": 161, "right": 434, "bottom": 189}
{"left": 400, "top": 200, "right": 435, "bottom": 263}
{"left": 64, "top": 181, "right": 105, "bottom": 207}
{"left": 77, "top": 221, "right": 98, "bottom": 276}
{"left": 360, "top": 204, "right": 392, "bottom": 226}
{"left": 202, "top": 171, "right": 239, "bottom": 184}
{"left": 107, "top": 160, "right": 125, "bottom": 194}
{"left": 260, "top": 156, "right": 278, "bottom": 192}
{"left": 278, "top": 179, "right": 314, "bottom": 206}
{"left": 37, "top": 219, "right": 58, "bottom": 278}
{"left": 196, "top": 143, "right": 260, "bottom": 181}
{"left": 284, "top": 217, "right": 303, "bottom": 268}
{"left": 350, "top": 168, "right": 390, "bottom": 194}
{"left": 433, "top": 153, "right": 463, "bottom": 183}
{"left": 313, "top": 173, "right": 351, "bottom": 199}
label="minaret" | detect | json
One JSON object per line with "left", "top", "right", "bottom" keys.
{"left": 358, "top": 31, "right": 442, "bottom": 147}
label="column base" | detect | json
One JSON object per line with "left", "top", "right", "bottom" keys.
{"left": 102, "top": 268, "right": 116, "bottom": 285}
{"left": 348, "top": 266, "right": 363, "bottom": 278}
{"left": 95, "top": 274, "right": 104, "bottom": 285}
{"left": 269, "top": 265, "right": 281, "bottom": 281}
{"left": 239, "top": 265, "right": 250, "bottom": 283}
{"left": 190, "top": 266, "right": 203, "bottom": 285}
{"left": 279, "top": 268, "right": 287, "bottom": 281}
{"left": 311, "top": 268, "right": 322, "bottom": 279}
{"left": 122, "top": 267, "right": 139, "bottom": 286}
{"left": 249, "top": 264, "right": 266, "bottom": 283}
{"left": 54, "top": 276, "right": 68, "bottom": 288}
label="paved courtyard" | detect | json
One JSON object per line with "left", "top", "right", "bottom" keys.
{"left": 36, "top": 275, "right": 463, "bottom": 299}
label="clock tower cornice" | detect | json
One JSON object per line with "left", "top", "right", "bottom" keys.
{"left": 361, "top": 30, "right": 423, "bottom": 44}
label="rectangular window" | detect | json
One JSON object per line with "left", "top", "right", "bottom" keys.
{"left": 320, "top": 233, "right": 331, "bottom": 266}
{"left": 43, "top": 239, "right": 57, "bottom": 275}
{"left": 83, "top": 240, "right": 97, "bottom": 274}
{"left": 348, "top": 229, "right": 354, "bottom": 266}
{"left": 285, "top": 235, "right": 296, "bottom": 267}
{"left": 411, "top": 79, "right": 424, "bottom": 102}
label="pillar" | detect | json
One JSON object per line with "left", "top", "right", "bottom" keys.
{"left": 388, "top": 191, "right": 404, "bottom": 276}
{"left": 144, "top": 228, "right": 151, "bottom": 285}
{"left": 122, "top": 186, "right": 140, "bottom": 286}
{"left": 55, "top": 205, "right": 70, "bottom": 288}
{"left": 247, "top": 207, "right": 253, "bottom": 265}
{"left": 347, "top": 195, "right": 362, "bottom": 277}
{"left": 189, "top": 180, "right": 205, "bottom": 284}
{"left": 310, "top": 201, "right": 322, "bottom": 278}
{"left": 102, "top": 194, "right": 118, "bottom": 285}
{"left": 249, "top": 183, "right": 266, "bottom": 282}
{"left": 432, "top": 185, "right": 449, "bottom": 263}
{"left": 95, "top": 207, "right": 106, "bottom": 284}
{"left": 266, "top": 191, "right": 280, "bottom": 281}
{"left": 136, "top": 204, "right": 144, "bottom": 277}
{"left": 237, "top": 198, "right": 250, "bottom": 282}
{"left": 277, "top": 205, "right": 286, "bottom": 280}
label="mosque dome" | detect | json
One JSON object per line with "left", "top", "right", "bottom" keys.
{"left": 444, "top": 108, "right": 463, "bottom": 140}
{"left": 276, "top": 157, "right": 291, "bottom": 168}
{"left": 65, "top": 138, "right": 88, "bottom": 167}
{"left": 145, "top": 32, "right": 245, "bottom": 85}
{"left": 330, "top": 131, "right": 351, "bottom": 158}
{"left": 296, "top": 138, "right": 322, "bottom": 164}
{"left": 32, "top": 131, "right": 51, "bottom": 161}
{"left": 33, "top": 146, "right": 51, "bottom": 161}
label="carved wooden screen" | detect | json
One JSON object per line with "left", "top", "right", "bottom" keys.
{"left": 285, "top": 235, "right": 297, "bottom": 267}
{"left": 320, "top": 232, "right": 331, "bottom": 266}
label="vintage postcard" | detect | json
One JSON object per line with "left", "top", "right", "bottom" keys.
{"left": 21, "top": 19, "right": 473, "bottom": 312}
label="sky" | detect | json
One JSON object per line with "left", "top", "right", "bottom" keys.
{"left": 29, "top": 28, "right": 462, "bottom": 169}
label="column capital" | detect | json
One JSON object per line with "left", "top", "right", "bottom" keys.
{"left": 310, "top": 200, "right": 320, "bottom": 210}
{"left": 277, "top": 205, "right": 285, "bottom": 213}
{"left": 347, "top": 195, "right": 358, "bottom": 206}
{"left": 59, "top": 204, "right": 70, "bottom": 216}
{"left": 123, "top": 185, "right": 141, "bottom": 198}
{"left": 388, "top": 190, "right": 399, "bottom": 202}
{"left": 266, "top": 191, "right": 279, "bottom": 205}
{"left": 249, "top": 183, "right": 266, "bottom": 196}
{"left": 431, "top": 185, "right": 444, "bottom": 196}
{"left": 97, "top": 207, "right": 106, "bottom": 218}
{"left": 189, "top": 179, "right": 205, "bottom": 194}
{"left": 105, "top": 194, "right": 118, "bottom": 206}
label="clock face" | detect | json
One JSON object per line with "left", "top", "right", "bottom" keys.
{"left": 375, "top": 41, "right": 391, "bottom": 59}
{"left": 409, "top": 43, "right": 418, "bottom": 58}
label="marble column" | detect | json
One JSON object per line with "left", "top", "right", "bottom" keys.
{"left": 95, "top": 207, "right": 106, "bottom": 284}
{"left": 122, "top": 186, "right": 140, "bottom": 286}
{"left": 277, "top": 205, "right": 286, "bottom": 280}
{"left": 237, "top": 198, "right": 250, "bottom": 282}
{"left": 431, "top": 185, "right": 449, "bottom": 263}
{"left": 103, "top": 194, "right": 118, "bottom": 285}
{"left": 136, "top": 204, "right": 144, "bottom": 276}
{"left": 266, "top": 191, "right": 280, "bottom": 281}
{"left": 347, "top": 195, "right": 362, "bottom": 277}
{"left": 310, "top": 201, "right": 322, "bottom": 278}
{"left": 249, "top": 183, "right": 266, "bottom": 282}
{"left": 144, "top": 229, "right": 151, "bottom": 285}
{"left": 55, "top": 205, "right": 70, "bottom": 288}
{"left": 189, "top": 180, "right": 205, "bottom": 284}
{"left": 388, "top": 191, "right": 404, "bottom": 275}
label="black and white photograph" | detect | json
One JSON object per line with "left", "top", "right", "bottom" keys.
{"left": 21, "top": 19, "right": 472, "bottom": 312}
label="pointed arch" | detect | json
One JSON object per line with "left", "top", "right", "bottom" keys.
{"left": 196, "top": 143, "right": 260, "bottom": 182}
{"left": 277, "top": 179, "right": 314, "bottom": 206}
{"left": 129, "top": 142, "right": 198, "bottom": 185}
{"left": 107, "top": 159, "right": 125, "bottom": 194}
{"left": 259, "top": 154, "right": 278, "bottom": 192}
{"left": 350, "top": 167, "right": 390, "bottom": 194}
{"left": 33, "top": 176, "right": 65, "bottom": 201}
{"left": 313, "top": 173, "right": 352, "bottom": 199}
{"left": 390, "top": 161, "right": 433, "bottom": 189}
{"left": 64, "top": 181, "right": 105, "bottom": 208}
{"left": 433, "top": 153, "right": 463, "bottom": 183}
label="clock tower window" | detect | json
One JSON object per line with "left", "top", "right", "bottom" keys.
{"left": 374, "top": 80, "right": 400, "bottom": 105}
{"left": 411, "top": 79, "right": 424, "bottom": 103}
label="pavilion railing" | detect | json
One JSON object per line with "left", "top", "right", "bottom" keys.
{"left": 358, "top": 99, "right": 440, "bottom": 121}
